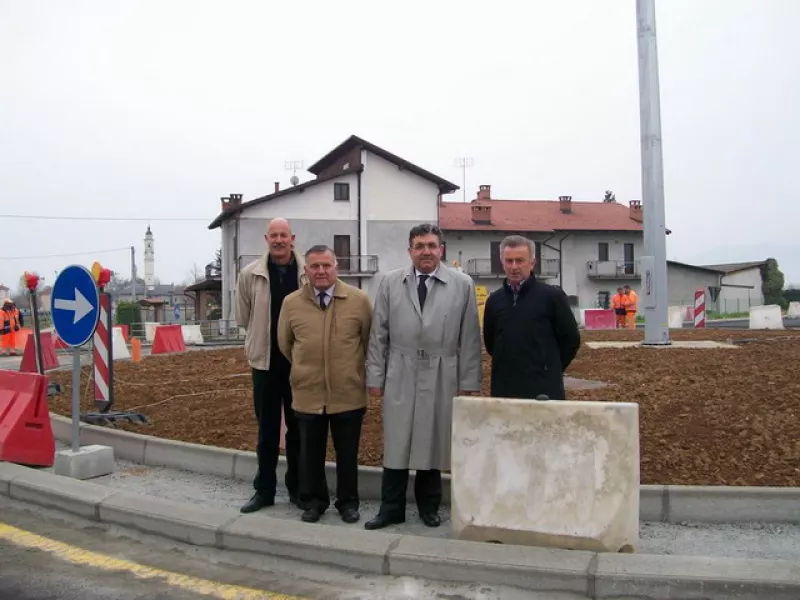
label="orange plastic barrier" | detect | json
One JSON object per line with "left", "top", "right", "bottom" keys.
{"left": 19, "top": 332, "right": 60, "bottom": 373}
{"left": 584, "top": 309, "right": 617, "bottom": 330}
{"left": 151, "top": 324, "right": 187, "bottom": 355}
{"left": 114, "top": 324, "right": 130, "bottom": 342}
{"left": 12, "top": 328, "right": 32, "bottom": 352}
{"left": 0, "top": 369, "right": 55, "bottom": 467}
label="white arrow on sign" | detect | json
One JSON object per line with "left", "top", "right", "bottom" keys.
{"left": 54, "top": 288, "right": 94, "bottom": 325}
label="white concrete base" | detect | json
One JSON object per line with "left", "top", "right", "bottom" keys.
{"left": 451, "top": 396, "right": 640, "bottom": 553}
{"left": 54, "top": 444, "right": 115, "bottom": 480}
{"left": 585, "top": 340, "right": 738, "bottom": 349}
{"left": 750, "top": 304, "right": 784, "bottom": 330}
{"left": 112, "top": 327, "right": 131, "bottom": 360}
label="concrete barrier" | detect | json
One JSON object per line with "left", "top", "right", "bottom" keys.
{"left": 181, "top": 324, "right": 204, "bottom": 345}
{"left": 450, "top": 396, "right": 639, "bottom": 552}
{"left": 788, "top": 301, "right": 800, "bottom": 318}
{"left": 749, "top": 304, "right": 784, "bottom": 330}
{"left": 668, "top": 306, "right": 684, "bottom": 328}
{"left": 112, "top": 327, "right": 130, "bottom": 360}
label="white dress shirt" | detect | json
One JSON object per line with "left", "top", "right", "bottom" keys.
{"left": 315, "top": 285, "right": 334, "bottom": 308}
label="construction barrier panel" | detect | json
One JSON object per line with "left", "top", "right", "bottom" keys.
{"left": 151, "top": 324, "right": 187, "bottom": 355}
{"left": 0, "top": 370, "right": 55, "bottom": 467}
{"left": 451, "top": 396, "right": 639, "bottom": 552}
{"left": 12, "top": 328, "right": 32, "bottom": 352}
{"left": 114, "top": 324, "right": 130, "bottom": 342}
{"left": 694, "top": 290, "right": 706, "bottom": 328}
{"left": 749, "top": 304, "right": 784, "bottom": 330}
{"left": 19, "top": 332, "right": 59, "bottom": 373}
{"left": 788, "top": 301, "right": 800, "bottom": 318}
{"left": 144, "top": 322, "right": 159, "bottom": 343}
{"left": 584, "top": 309, "right": 617, "bottom": 330}
{"left": 181, "top": 324, "right": 204, "bottom": 346}
{"left": 668, "top": 306, "right": 684, "bottom": 328}
{"left": 112, "top": 327, "right": 131, "bottom": 360}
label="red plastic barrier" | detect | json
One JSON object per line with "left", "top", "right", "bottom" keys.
{"left": 584, "top": 309, "right": 617, "bottom": 330}
{"left": 53, "top": 334, "right": 69, "bottom": 350}
{"left": 19, "top": 332, "right": 60, "bottom": 373}
{"left": 151, "top": 324, "right": 187, "bottom": 355}
{"left": 0, "top": 370, "right": 55, "bottom": 467}
{"left": 114, "top": 324, "right": 129, "bottom": 342}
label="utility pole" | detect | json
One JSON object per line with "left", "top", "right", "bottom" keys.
{"left": 637, "top": 0, "right": 671, "bottom": 345}
{"left": 454, "top": 157, "right": 474, "bottom": 202}
{"left": 130, "top": 246, "right": 137, "bottom": 303}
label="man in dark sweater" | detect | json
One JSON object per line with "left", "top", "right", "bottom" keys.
{"left": 236, "top": 218, "right": 306, "bottom": 513}
{"left": 483, "top": 235, "right": 581, "bottom": 400}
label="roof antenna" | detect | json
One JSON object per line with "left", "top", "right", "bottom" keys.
{"left": 284, "top": 160, "right": 304, "bottom": 186}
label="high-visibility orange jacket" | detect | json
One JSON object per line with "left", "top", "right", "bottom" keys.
{"left": 625, "top": 291, "right": 638, "bottom": 312}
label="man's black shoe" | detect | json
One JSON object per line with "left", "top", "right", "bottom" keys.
{"left": 364, "top": 513, "right": 404, "bottom": 530}
{"left": 301, "top": 508, "right": 322, "bottom": 523}
{"left": 340, "top": 508, "right": 360, "bottom": 524}
{"left": 290, "top": 495, "right": 307, "bottom": 510}
{"left": 240, "top": 493, "right": 274, "bottom": 514}
{"left": 420, "top": 511, "right": 441, "bottom": 527}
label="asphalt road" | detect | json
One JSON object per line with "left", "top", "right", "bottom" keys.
{"left": 0, "top": 497, "right": 553, "bottom": 600}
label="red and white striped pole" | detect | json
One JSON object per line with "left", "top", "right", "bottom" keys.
{"left": 693, "top": 289, "right": 706, "bottom": 328}
{"left": 93, "top": 292, "right": 114, "bottom": 410}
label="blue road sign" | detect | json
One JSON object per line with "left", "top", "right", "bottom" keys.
{"left": 52, "top": 264, "right": 100, "bottom": 347}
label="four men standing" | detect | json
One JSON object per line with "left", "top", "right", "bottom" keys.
{"left": 238, "top": 221, "right": 584, "bottom": 528}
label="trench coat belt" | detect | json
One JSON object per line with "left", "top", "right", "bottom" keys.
{"left": 389, "top": 345, "right": 459, "bottom": 360}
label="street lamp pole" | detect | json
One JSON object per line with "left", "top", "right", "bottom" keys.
{"left": 637, "top": 0, "right": 671, "bottom": 345}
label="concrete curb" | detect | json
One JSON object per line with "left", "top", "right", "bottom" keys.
{"left": 1, "top": 461, "right": 799, "bottom": 599}
{"left": 50, "top": 414, "right": 800, "bottom": 524}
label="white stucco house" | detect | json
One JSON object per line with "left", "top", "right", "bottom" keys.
{"left": 208, "top": 135, "right": 459, "bottom": 322}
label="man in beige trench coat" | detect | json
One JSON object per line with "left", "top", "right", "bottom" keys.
{"left": 364, "top": 223, "right": 482, "bottom": 530}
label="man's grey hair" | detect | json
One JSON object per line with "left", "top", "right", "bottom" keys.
{"left": 499, "top": 235, "right": 536, "bottom": 258}
{"left": 304, "top": 244, "right": 337, "bottom": 263}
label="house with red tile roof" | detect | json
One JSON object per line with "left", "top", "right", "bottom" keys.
{"left": 439, "top": 184, "right": 648, "bottom": 308}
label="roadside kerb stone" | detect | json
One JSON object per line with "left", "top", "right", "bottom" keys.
{"left": 594, "top": 552, "right": 800, "bottom": 599}
{"left": 222, "top": 514, "right": 401, "bottom": 574}
{"left": 98, "top": 492, "right": 232, "bottom": 547}
{"left": 388, "top": 534, "right": 593, "bottom": 595}
{"left": 0, "top": 462, "right": 28, "bottom": 496}
{"left": 144, "top": 437, "right": 237, "bottom": 478}
{"left": 9, "top": 466, "right": 118, "bottom": 520}
{"left": 48, "top": 414, "right": 800, "bottom": 524}
{"left": 668, "top": 486, "right": 800, "bottom": 524}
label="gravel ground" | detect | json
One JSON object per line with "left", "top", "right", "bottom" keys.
{"left": 81, "top": 457, "right": 800, "bottom": 561}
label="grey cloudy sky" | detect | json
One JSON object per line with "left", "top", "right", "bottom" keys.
{"left": 1, "top": 0, "right": 798, "bottom": 291}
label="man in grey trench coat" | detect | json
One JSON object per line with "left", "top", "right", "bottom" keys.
{"left": 364, "top": 223, "right": 482, "bottom": 529}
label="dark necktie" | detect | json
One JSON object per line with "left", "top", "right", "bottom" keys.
{"left": 319, "top": 293, "right": 327, "bottom": 311}
{"left": 418, "top": 274, "right": 429, "bottom": 311}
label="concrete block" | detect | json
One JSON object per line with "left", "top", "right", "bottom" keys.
{"left": 54, "top": 445, "right": 115, "bottom": 480}
{"left": 594, "top": 553, "right": 800, "bottom": 600}
{"left": 451, "top": 396, "right": 640, "bottom": 552}
{"left": 144, "top": 437, "right": 236, "bottom": 478}
{"left": 112, "top": 327, "right": 130, "bottom": 360}
{"left": 787, "top": 301, "right": 800, "bottom": 318}
{"left": 749, "top": 304, "right": 784, "bottom": 330}
{"left": 221, "top": 514, "right": 400, "bottom": 574}
{"left": 667, "top": 486, "right": 800, "bottom": 524}
{"left": 181, "top": 325, "right": 204, "bottom": 345}
{"left": 0, "top": 462, "right": 30, "bottom": 496}
{"left": 9, "top": 468, "right": 117, "bottom": 519}
{"left": 640, "top": 485, "right": 666, "bottom": 521}
{"left": 98, "top": 492, "right": 229, "bottom": 547}
{"left": 668, "top": 306, "right": 684, "bottom": 328}
{"left": 388, "top": 535, "right": 593, "bottom": 594}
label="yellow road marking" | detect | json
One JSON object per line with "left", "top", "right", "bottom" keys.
{"left": 0, "top": 522, "right": 305, "bottom": 600}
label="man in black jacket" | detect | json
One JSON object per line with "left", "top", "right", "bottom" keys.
{"left": 483, "top": 235, "right": 581, "bottom": 400}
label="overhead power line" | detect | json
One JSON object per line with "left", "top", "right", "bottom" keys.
{"left": 0, "top": 214, "right": 210, "bottom": 222}
{"left": 0, "top": 247, "right": 131, "bottom": 260}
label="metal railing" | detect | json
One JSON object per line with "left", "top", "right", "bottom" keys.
{"left": 336, "top": 254, "right": 379, "bottom": 275}
{"left": 466, "top": 258, "right": 559, "bottom": 279}
{"left": 586, "top": 260, "right": 641, "bottom": 279}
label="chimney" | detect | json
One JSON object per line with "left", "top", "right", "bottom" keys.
{"left": 471, "top": 203, "right": 492, "bottom": 224}
{"left": 629, "top": 200, "right": 643, "bottom": 222}
{"left": 220, "top": 193, "right": 243, "bottom": 211}
{"left": 559, "top": 195, "right": 572, "bottom": 213}
{"left": 477, "top": 184, "right": 491, "bottom": 201}
{"left": 274, "top": 181, "right": 280, "bottom": 193}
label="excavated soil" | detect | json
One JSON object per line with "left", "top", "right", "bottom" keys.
{"left": 48, "top": 329, "right": 800, "bottom": 486}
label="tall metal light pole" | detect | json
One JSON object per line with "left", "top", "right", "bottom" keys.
{"left": 637, "top": 0, "right": 671, "bottom": 345}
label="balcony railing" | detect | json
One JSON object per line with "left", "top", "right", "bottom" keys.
{"left": 335, "top": 254, "right": 379, "bottom": 275}
{"left": 586, "top": 260, "right": 641, "bottom": 279}
{"left": 466, "top": 258, "right": 559, "bottom": 279}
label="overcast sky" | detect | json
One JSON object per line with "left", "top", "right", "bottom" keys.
{"left": 1, "top": 0, "right": 798, "bottom": 292}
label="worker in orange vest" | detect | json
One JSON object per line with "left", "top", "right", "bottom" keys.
{"left": 623, "top": 285, "right": 638, "bottom": 329}
{"left": 1, "top": 299, "right": 23, "bottom": 356}
{"left": 610, "top": 287, "right": 628, "bottom": 328}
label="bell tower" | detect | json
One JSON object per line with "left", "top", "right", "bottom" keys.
{"left": 144, "top": 225, "right": 155, "bottom": 290}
